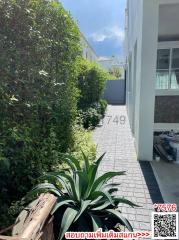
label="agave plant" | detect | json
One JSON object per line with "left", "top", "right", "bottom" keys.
{"left": 26, "top": 153, "right": 139, "bottom": 240}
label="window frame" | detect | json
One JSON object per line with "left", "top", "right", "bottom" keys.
{"left": 156, "top": 41, "right": 179, "bottom": 92}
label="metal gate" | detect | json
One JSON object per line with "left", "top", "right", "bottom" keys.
{"left": 103, "top": 79, "right": 126, "bottom": 104}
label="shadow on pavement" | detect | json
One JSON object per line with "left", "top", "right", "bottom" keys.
{"left": 139, "top": 161, "right": 164, "bottom": 204}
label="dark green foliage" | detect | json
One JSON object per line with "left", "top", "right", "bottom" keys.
{"left": 98, "top": 99, "right": 108, "bottom": 116}
{"left": 79, "top": 100, "right": 108, "bottom": 129}
{"left": 77, "top": 59, "right": 108, "bottom": 108}
{"left": 27, "top": 153, "right": 139, "bottom": 240}
{"left": 0, "top": 0, "right": 81, "bottom": 228}
{"left": 76, "top": 59, "right": 108, "bottom": 129}
{"left": 79, "top": 107, "right": 101, "bottom": 129}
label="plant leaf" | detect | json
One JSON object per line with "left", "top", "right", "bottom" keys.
{"left": 90, "top": 196, "right": 103, "bottom": 206}
{"left": 89, "top": 213, "right": 103, "bottom": 231}
{"left": 75, "top": 170, "right": 89, "bottom": 199}
{"left": 58, "top": 207, "right": 78, "bottom": 240}
{"left": 91, "top": 190, "right": 115, "bottom": 206}
{"left": 114, "top": 197, "right": 140, "bottom": 208}
{"left": 74, "top": 200, "right": 91, "bottom": 221}
{"left": 90, "top": 171, "right": 125, "bottom": 195}
{"left": 108, "top": 188, "right": 118, "bottom": 195}
{"left": 82, "top": 151, "right": 90, "bottom": 171}
{"left": 62, "top": 158, "right": 77, "bottom": 172}
{"left": 91, "top": 201, "right": 112, "bottom": 211}
{"left": 51, "top": 198, "right": 75, "bottom": 215}
{"left": 84, "top": 153, "right": 106, "bottom": 198}
{"left": 64, "top": 154, "right": 81, "bottom": 171}
{"left": 105, "top": 209, "right": 133, "bottom": 231}
{"left": 56, "top": 172, "right": 79, "bottom": 201}
{"left": 103, "top": 183, "right": 121, "bottom": 189}
{"left": 25, "top": 183, "right": 62, "bottom": 200}
{"left": 39, "top": 173, "right": 66, "bottom": 190}
{"left": 88, "top": 153, "right": 106, "bottom": 183}
{"left": 41, "top": 172, "right": 73, "bottom": 197}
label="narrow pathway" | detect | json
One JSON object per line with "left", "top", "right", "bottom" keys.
{"left": 93, "top": 105, "right": 163, "bottom": 232}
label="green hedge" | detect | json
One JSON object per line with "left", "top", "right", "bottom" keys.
{"left": 76, "top": 59, "right": 108, "bottom": 128}
{"left": 77, "top": 59, "right": 108, "bottom": 108}
{"left": 0, "top": 0, "right": 81, "bottom": 228}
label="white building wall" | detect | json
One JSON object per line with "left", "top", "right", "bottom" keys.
{"left": 80, "top": 33, "right": 98, "bottom": 63}
{"left": 138, "top": 0, "right": 159, "bottom": 160}
{"left": 126, "top": 0, "right": 159, "bottom": 161}
{"left": 126, "top": 0, "right": 143, "bottom": 147}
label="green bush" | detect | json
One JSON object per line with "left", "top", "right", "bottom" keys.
{"left": 79, "top": 107, "right": 101, "bottom": 129}
{"left": 26, "top": 153, "right": 139, "bottom": 240}
{"left": 0, "top": 0, "right": 81, "bottom": 228}
{"left": 93, "top": 99, "right": 108, "bottom": 116}
{"left": 79, "top": 100, "right": 108, "bottom": 129}
{"left": 70, "top": 124, "right": 96, "bottom": 162}
{"left": 76, "top": 59, "right": 108, "bottom": 129}
{"left": 77, "top": 59, "right": 108, "bottom": 108}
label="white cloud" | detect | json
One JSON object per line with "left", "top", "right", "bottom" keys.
{"left": 90, "top": 26, "right": 125, "bottom": 43}
{"left": 91, "top": 33, "right": 107, "bottom": 42}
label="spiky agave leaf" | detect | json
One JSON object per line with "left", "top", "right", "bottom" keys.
{"left": 51, "top": 196, "right": 75, "bottom": 215}
{"left": 88, "top": 171, "right": 125, "bottom": 197}
{"left": 114, "top": 197, "right": 141, "bottom": 208}
{"left": 58, "top": 207, "right": 78, "bottom": 240}
{"left": 25, "top": 183, "right": 63, "bottom": 200}
{"left": 105, "top": 209, "right": 133, "bottom": 231}
{"left": 39, "top": 173, "right": 69, "bottom": 193}
{"left": 89, "top": 213, "right": 103, "bottom": 231}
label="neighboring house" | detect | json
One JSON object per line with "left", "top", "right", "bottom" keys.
{"left": 80, "top": 32, "right": 98, "bottom": 62}
{"left": 98, "top": 56, "right": 124, "bottom": 78}
{"left": 125, "top": 0, "right": 179, "bottom": 161}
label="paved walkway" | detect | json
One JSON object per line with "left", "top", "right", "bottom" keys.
{"left": 93, "top": 105, "right": 163, "bottom": 232}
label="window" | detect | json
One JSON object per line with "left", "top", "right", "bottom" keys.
{"left": 156, "top": 49, "right": 170, "bottom": 89}
{"left": 156, "top": 48, "right": 179, "bottom": 89}
{"left": 171, "top": 48, "right": 179, "bottom": 89}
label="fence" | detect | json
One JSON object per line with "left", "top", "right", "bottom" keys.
{"left": 103, "top": 79, "right": 126, "bottom": 105}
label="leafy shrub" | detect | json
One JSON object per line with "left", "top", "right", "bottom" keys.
{"left": 79, "top": 107, "right": 101, "bottom": 129}
{"left": 70, "top": 124, "right": 96, "bottom": 162}
{"left": 0, "top": 0, "right": 81, "bottom": 228}
{"left": 77, "top": 59, "right": 108, "bottom": 108}
{"left": 27, "top": 153, "right": 139, "bottom": 240}
{"left": 79, "top": 99, "right": 108, "bottom": 129}
{"left": 93, "top": 99, "right": 108, "bottom": 116}
{"left": 76, "top": 58, "right": 108, "bottom": 129}
{"left": 105, "top": 72, "right": 118, "bottom": 80}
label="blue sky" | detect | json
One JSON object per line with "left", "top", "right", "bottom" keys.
{"left": 60, "top": 0, "right": 126, "bottom": 59}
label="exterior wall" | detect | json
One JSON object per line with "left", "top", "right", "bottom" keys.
{"left": 126, "top": 0, "right": 159, "bottom": 161}
{"left": 125, "top": 0, "right": 143, "bottom": 141}
{"left": 126, "top": 0, "right": 142, "bottom": 148}
{"left": 155, "top": 96, "right": 179, "bottom": 123}
{"left": 138, "top": 1, "right": 159, "bottom": 161}
{"left": 80, "top": 33, "right": 98, "bottom": 62}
